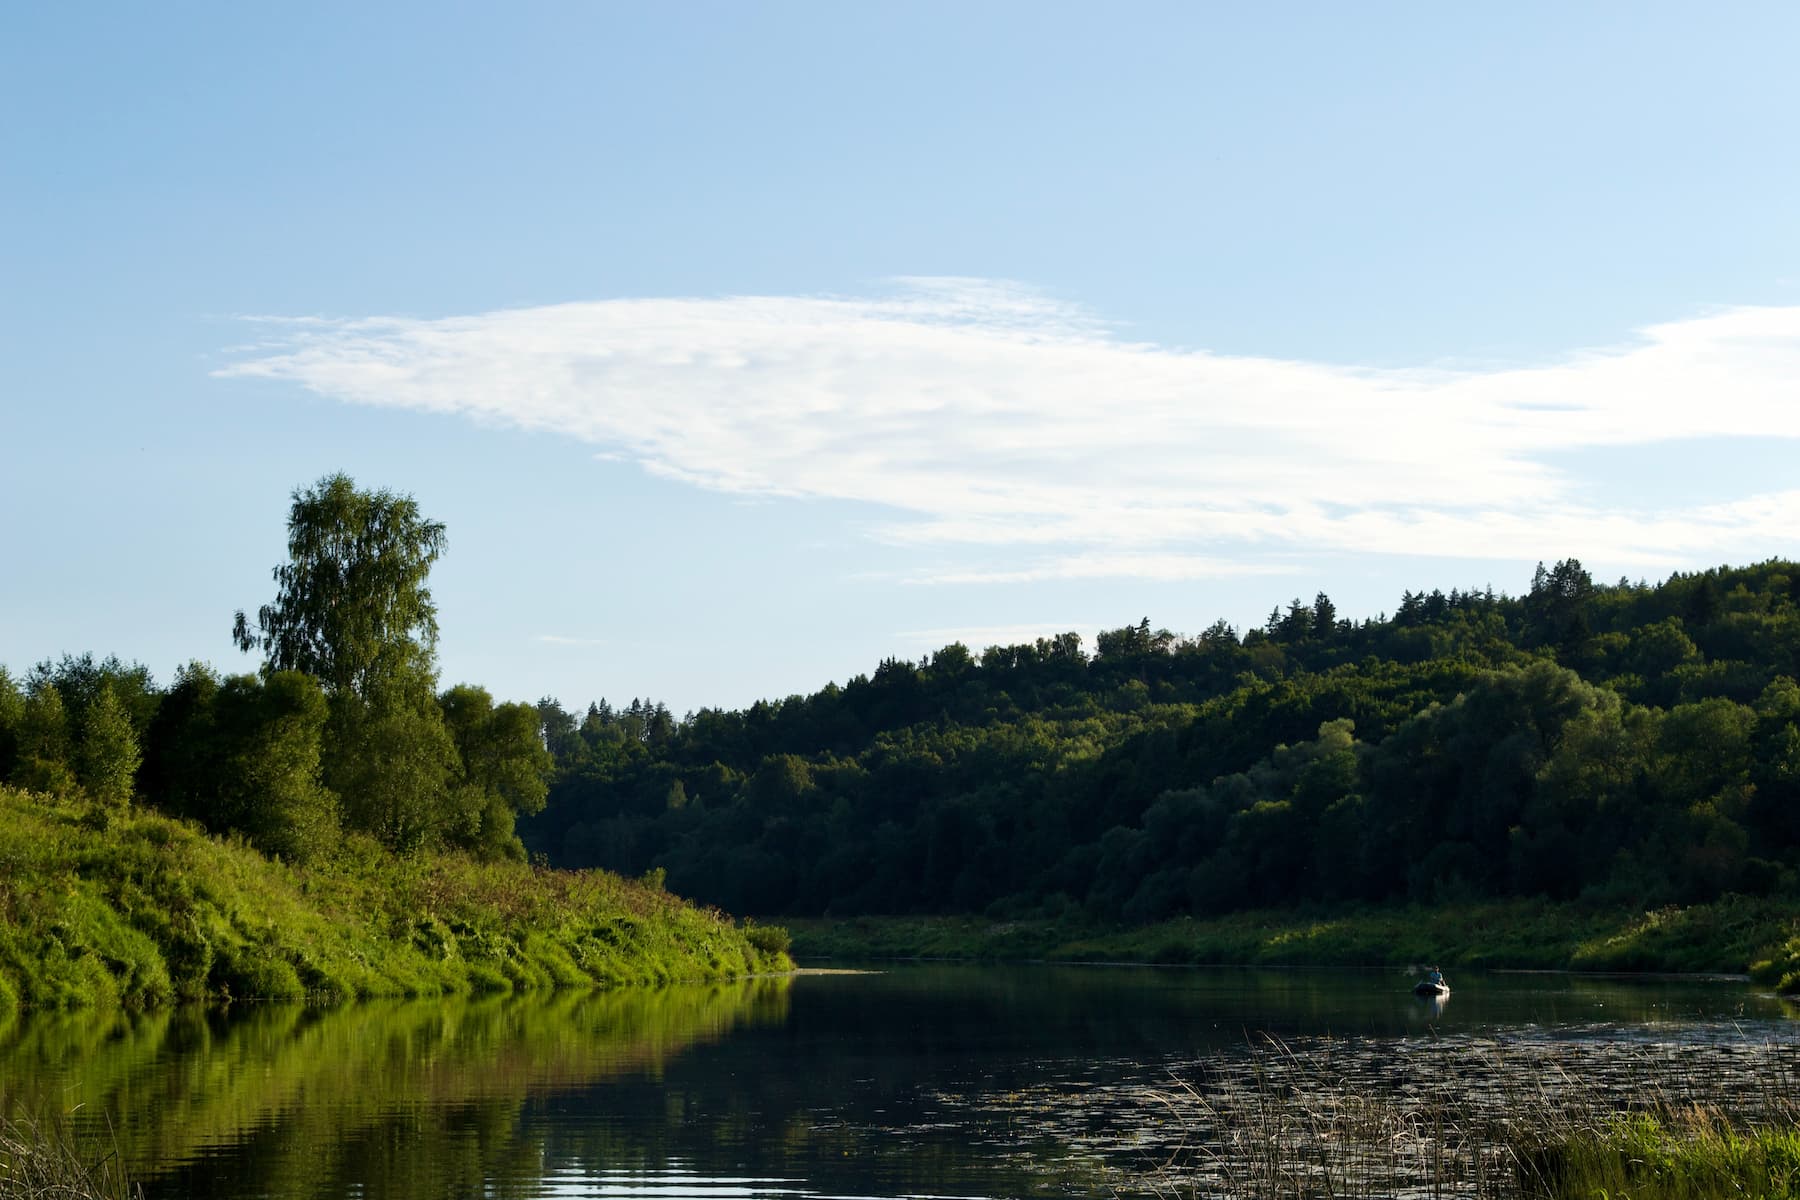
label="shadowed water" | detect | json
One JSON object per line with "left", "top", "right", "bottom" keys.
{"left": 0, "top": 965, "right": 1792, "bottom": 1198}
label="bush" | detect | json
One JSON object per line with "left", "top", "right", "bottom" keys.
{"left": 743, "top": 921, "right": 792, "bottom": 957}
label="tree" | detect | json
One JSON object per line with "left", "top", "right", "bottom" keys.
{"left": 538, "top": 697, "right": 583, "bottom": 764}
{"left": 76, "top": 682, "right": 140, "bottom": 805}
{"left": 140, "top": 666, "right": 338, "bottom": 861}
{"left": 221, "top": 671, "right": 338, "bottom": 862}
{"left": 36, "top": 654, "right": 159, "bottom": 747}
{"left": 12, "top": 679, "right": 75, "bottom": 796}
{"left": 440, "top": 684, "right": 553, "bottom": 860}
{"left": 335, "top": 702, "right": 460, "bottom": 853}
{"left": 1525, "top": 558, "right": 1596, "bottom": 655}
{"left": 233, "top": 473, "right": 447, "bottom": 702}
{"left": 1312, "top": 592, "right": 1338, "bottom": 640}
{"left": 234, "top": 475, "right": 464, "bottom": 852}
{"left": 1278, "top": 598, "right": 1312, "bottom": 644}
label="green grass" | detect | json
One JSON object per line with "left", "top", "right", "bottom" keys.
{"left": 0, "top": 786, "right": 790, "bottom": 1011}
{"left": 787, "top": 898, "right": 1800, "bottom": 985}
{"left": 1529, "top": 1112, "right": 1800, "bottom": 1200}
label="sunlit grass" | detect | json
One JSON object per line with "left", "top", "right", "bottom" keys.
{"left": 0, "top": 785, "right": 791, "bottom": 1011}
{"left": 1538, "top": 1110, "right": 1800, "bottom": 1199}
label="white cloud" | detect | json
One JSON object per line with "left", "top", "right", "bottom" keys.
{"left": 218, "top": 280, "right": 1800, "bottom": 579}
{"left": 914, "top": 553, "right": 1300, "bottom": 586}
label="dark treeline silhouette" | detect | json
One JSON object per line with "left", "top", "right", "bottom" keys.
{"left": 523, "top": 559, "right": 1800, "bottom": 918}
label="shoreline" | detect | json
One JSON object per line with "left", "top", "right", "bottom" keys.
{"left": 778, "top": 899, "right": 1800, "bottom": 989}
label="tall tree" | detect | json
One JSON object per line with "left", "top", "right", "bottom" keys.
{"left": 1313, "top": 592, "right": 1338, "bottom": 640}
{"left": 76, "top": 682, "right": 140, "bottom": 805}
{"left": 234, "top": 474, "right": 457, "bottom": 851}
{"left": 233, "top": 473, "right": 447, "bottom": 702}
{"left": 1525, "top": 558, "right": 1596, "bottom": 655}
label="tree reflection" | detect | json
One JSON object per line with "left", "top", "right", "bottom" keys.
{"left": 0, "top": 982, "right": 790, "bottom": 1199}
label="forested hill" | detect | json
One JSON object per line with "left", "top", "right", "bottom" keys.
{"left": 525, "top": 559, "right": 1800, "bottom": 920}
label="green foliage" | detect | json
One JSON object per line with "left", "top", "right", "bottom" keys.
{"left": 741, "top": 919, "right": 791, "bottom": 957}
{"left": 138, "top": 666, "right": 339, "bottom": 864}
{"left": 440, "top": 685, "right": 553, "bottom": 860}
{"left": 74, "top": 683, "right": 139, "bottom": 806}
{"left": 232, "top": 472, "right": 446, "bottom": 701}
{"left": 219, "top": 476, "right": 549, "bottom": 860}
{"left": 332, "top": 694, "right": 461, "bottom": 853}
{"left": 11, "top": 680, "right": 75, "bottom": 798}
{"left": 0, "top": 785, "right": 791, "bottom": 1012}
{"left": 518, "top": 558, "right": 1800, "bottom": 951}
{"left": 1541, "top": 1113, "right": 1800, "bottom": 1200}
{"left": 786, "top": 897, "right": 1800, "bottom": 975}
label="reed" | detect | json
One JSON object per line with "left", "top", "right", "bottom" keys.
{"left": 1136, "top": 1034, "right": 1800, "bottom": 1199}
{"left": 1532, "top": 1109, "right": 1800, "bottom": 1200}
{"left": 0, "top": 1110, "right": 140, "bottom": 1200}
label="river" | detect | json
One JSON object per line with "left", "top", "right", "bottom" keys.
{"left": 2, "top": 964, "right": 1794, "bottom": 1198}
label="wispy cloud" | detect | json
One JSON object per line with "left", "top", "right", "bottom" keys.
{"left": 218, "top": 279, "right": 1800, "bottom": 579}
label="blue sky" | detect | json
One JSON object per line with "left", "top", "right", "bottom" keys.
{"left": 5, "top": 3, "right": 1799, "bottom": 714}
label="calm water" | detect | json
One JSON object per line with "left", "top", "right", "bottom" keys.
{"left": 2, "top": 965, "right": 1795, "bottom": 1199}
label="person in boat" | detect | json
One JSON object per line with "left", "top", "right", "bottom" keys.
{"left": 1425, "top": 966, "right": 1445, "bottom": 989}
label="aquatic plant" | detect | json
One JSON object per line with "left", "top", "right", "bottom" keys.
{"left": 0, "top": 1109, "right": 140, "bottom": 1200}
{"left": 1126, "top": 1035, "right": 1800, "bottom": 1199}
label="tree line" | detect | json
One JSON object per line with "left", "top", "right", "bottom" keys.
{"left": 0, "top": 474, "right": 550, "bottom": 865}
{"left": 8, "top": 472, "right": 1798, "bottom": 927}
{"left": 523, "top": 559, "right": 1800, "bottom": 918}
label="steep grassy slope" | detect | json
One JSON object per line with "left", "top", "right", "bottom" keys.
{"left": 0, "top": 786, "right": 790, "bottom": 1011}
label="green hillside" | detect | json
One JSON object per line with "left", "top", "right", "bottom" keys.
{"left": 0, "top": 474, "right": 792, "bottom": 1011}
{"left": 524, "top": 559, "right": 1800, "bottom": 939}
{"left": 0, "top": 784, "right": 788, "bottom": 1011}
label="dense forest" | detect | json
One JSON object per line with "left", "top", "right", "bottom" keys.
{"left": 7, "top": 475, "right": 1799, "bottom": 938}
{"left": 522, "top": 559, "right": 1800, "bottom": 921}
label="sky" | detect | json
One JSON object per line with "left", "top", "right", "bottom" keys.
{"left": 4, "top": 3, "right": 1799, "bottom": 715}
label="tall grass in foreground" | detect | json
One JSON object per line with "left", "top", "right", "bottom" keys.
{"left": 1538, "top": 1112, "right": 1800, "bottom": 1200}
{"left": 0, "top": 1110, "right": 139, "bottom": 1200}
{"left": 1142, "top": 1036, "right": 1800, "bottom": 1199}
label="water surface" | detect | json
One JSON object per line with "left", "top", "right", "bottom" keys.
{"left": 3, "top": 965, "right": 1792, "bottom": 1198}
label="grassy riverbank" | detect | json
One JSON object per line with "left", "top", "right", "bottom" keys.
{"left": 1537, "top": 1114, "right": 1800, "bottom": 1199}
{"left": 786, "top": 898, "right": 1800, "bottom": 987}
{"left": 0, "top": 786, "right": 790, "bottom": 1011}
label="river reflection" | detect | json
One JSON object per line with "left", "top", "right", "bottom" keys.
{"left": 0, "top": 966, "right": 1792, "bottom": 1199}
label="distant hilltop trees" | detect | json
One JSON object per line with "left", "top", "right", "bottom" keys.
{"left": 520, "top": 558, "right": 1800, "bottom": 920}
{"left": 8, "top": 496, "right": 1800, "bottom": 930}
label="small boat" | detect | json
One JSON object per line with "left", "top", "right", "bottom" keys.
{"left": 1413, "top": 979, "right": 1450, "bottom": 997}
